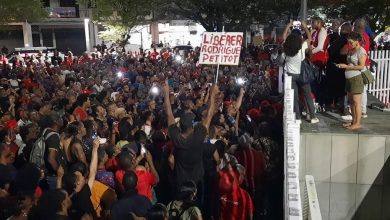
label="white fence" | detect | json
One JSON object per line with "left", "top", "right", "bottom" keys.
{"left": 369, "top": 50, "right": 390, "bottom": 104}
{"left": 283, "top": 75, "right": 303, "bottom": 220}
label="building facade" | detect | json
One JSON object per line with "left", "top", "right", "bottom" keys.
{"left": 0, "top": 0, "right": 100, "bottom": 55}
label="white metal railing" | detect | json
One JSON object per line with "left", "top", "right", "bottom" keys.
{"left": 302, "top": 175, "right": 322, "bottom": 220}
{"left": 284, "top": 74, "right": 303, "bottom": 220}
{"left": 369, "top": 50, "right": 390, "bottom": 104}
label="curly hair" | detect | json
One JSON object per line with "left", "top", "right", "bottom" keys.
{"left": 347, "top": 32, "right": 362, "bottom": 42}
{"left": 283, "top": 34, "right": 303, "bottom": 57}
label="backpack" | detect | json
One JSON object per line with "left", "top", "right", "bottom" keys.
{"left": 30, "top": 128, "right": 59, "bottom": 168}
{"left": 167, "top": 202, "right": 193, "bottom": 220}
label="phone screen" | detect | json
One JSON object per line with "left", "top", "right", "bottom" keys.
{"left": 141, "top": 146, "right": 147, "bottom": 155}
{"left": 99, "top": 138, "right": 107, "bottom": 144}
{"left": 293, "top": 21, "right": 301, "bottom": 29}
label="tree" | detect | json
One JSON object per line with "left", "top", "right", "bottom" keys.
{"left": 0, "top": 0, "right": 47, "bottom": 24}
{"left": 77, "top": 0, "right": 155, "bottom": 27}
{"left": 79, "top": 0, "right": 303, "bottom": 32}
{"left": 98, "top": 24, "right": 129, "bottom": 45}
{"left": 308, "top": 0, "right": 389, "bottom": 32}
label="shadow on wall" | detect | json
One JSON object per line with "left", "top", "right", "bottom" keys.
{"left": 352, "top": 153, "right": 390, "bottom": 220}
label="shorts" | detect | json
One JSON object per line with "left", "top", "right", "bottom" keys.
{"left": 346, "top": 75, "right": 364, "bottom": 94}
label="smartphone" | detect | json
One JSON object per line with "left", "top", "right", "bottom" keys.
{"left": 91, "top": 132, "right": 97, "bottom": 139}
{"left": 140, "top": 145, "right": 147, "bottom": 155}
{"left": 99, "top": 138, "right": 107, "bottom": 144}
{"left": 246, "top": 115, "right": 252, "bottom": 122}
{"left": 293, "top": 21, "right": 301, "bottom": 29}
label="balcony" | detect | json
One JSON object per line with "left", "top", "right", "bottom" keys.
{"left": 46, "top": 7, "right": 78, "bottom": 18}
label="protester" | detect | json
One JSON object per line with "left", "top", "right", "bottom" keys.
{"left": 0, "top": 38, "right": 285, "bottom": 220}
{"left": 353, "top": 18, "right": 371, "bottom": 119}
{"left": 336, "top": 32, "right": 367, "bottom": 130}
{"left": 282, "top": 20, "right": 319, "bottom": 123}
{"left": 166, "top": 180, "right": 203, "bottom": 220}
{"left": 311, "top": 17, "right": 330, "bottom": 109}
{"left": 111, "top": 171, "right": 152, "bottom": 220}
{"left": 327, "top": 22, "right": 352, "bottom": 114}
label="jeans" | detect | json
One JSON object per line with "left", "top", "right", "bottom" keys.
{"left": 46, "top": 175, "right": 58, "bottom": 190}
{"left": 289, "top": 73, "right": 316, "bottom": 119}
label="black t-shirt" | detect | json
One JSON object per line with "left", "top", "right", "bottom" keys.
{"left": 168, "top": 124, "right": 207, "bottom": 188}
{"left": 43, "top": 129, "right": 66, "bottom": 176}
{"left": 202, "top": 142, "right": 217, "bottom": 176}
{"left": 70, "top": 185, "right": 97, "bottom": 219}
{"left": 111, "top": 192, "right": 152, "bottom": 220}
{"left": 0, "top": 164, "right": 13, "bottom": 188}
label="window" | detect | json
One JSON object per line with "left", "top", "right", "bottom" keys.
{"left": 42, "top": 0, "right": 50, "bottom": 7}
{"left": 59, "top": 0, "right": 76, "bottom": 7}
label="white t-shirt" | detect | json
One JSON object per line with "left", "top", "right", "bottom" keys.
{"left": 284, "top": 41, "right": 308, "bottom": 74}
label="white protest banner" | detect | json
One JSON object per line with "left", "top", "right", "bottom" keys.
{"left": 199, "top": 32, "right": 243, "bottom": 65}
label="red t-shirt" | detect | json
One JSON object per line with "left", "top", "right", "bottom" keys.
{"left": 115, "top": 169, "right": 155, "bottom": 201}
{"left": 0, "top": 58, "right": 8, "bottom": 64}
{"left": 218, "top": 169, "right": 254, "bottom": 220}
{"left": 151, "top": 52, "right": 159, "bottom": 59}
{"left": 135, "top": 169, "right": 155, "bottom": 201}
{"left": 115, "top": 169, "right": 126, "bottom": 192}
{"left": 219, "top": 187, "right": 253, "bottom": 220}
{"left": 162, "top": 52, "right": 170, "bottom": 60}
{"left": 73, "top": 106, "right": 88, "bottom": 121}
{"left": 106, "top": 157, "right": 118, "bottom": 172}
{"left": 235, "top": 148, "right": 266, "bottom": 192}
{"left": 361, "top": 32, "right": 370, "bottom": 66}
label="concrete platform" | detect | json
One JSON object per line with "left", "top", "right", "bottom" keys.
{"left": 299, "top": 95, "right": 390, "bottom": 219}
{"left": 301, "top": 95, "right": 390, "bottom": 136}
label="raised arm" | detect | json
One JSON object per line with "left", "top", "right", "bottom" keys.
{"left": 235, "top": 88, "right": 245, "bottom": 110}
{"left": 202, "top": 85, "right": 219, "bottom": 130}
{"left": 282, "top": 20, "right": 293, "bottom": 42}
{"left": 88, "top": 138, "right": 100, "bottom": 189}
{"left": 301, "top": 21, "right": 312, "bottom": 45}
{"left": 163, "top": 80, "right": 175, "bottom": 126}
{"left": 145, "top": 151, "right": 160, "bottom": 185}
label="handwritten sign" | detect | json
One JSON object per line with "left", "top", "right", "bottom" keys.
{"left": 199, "top": 32, "right": 243, "bottom": 65}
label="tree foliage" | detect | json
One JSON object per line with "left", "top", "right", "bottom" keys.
{"left": 0, "top": 0, "right": 48, "bottom": 23}
{"left": 98, "top": 24, "right": 128, "bottom": 44}
{"left": 309, "top": 0, "right": 389, "bottom": 32}
{"left": 78, "top": 0, "right": 157, "bottom": 27}
{"left": 80, "top": 0, "right": 389, "bottom": 32}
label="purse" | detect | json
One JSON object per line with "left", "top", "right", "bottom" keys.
{"left": 361, "top": 69, "right": 374, "bottom": 84}
{"left": 298, "top": 58, "right": 317, "bottom": 85}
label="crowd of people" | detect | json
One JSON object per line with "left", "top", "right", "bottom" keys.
{"left": 0, "top": 36, "right": 284, "bottom": 220}
{"left": 280, "top": 16, "right": 376, "bottom": 130}
{"left": 0, "top": 14, "right": 379, "bottom": 220}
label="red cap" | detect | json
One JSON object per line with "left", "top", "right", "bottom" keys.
{"left": 82, "top": 89, "right": 92, "bottom": 94}
{"left": 5, "top": 119, "right": 17, "bottom": 129}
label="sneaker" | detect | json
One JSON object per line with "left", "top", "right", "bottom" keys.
{"left": 362, "top": 113, "right": 368, "bottom": 118}
{"left": 311, "top": 118, "right": 320, "bottom": 124}
{"left": 341, "top": 115, "right": 353, "bottom": 121}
